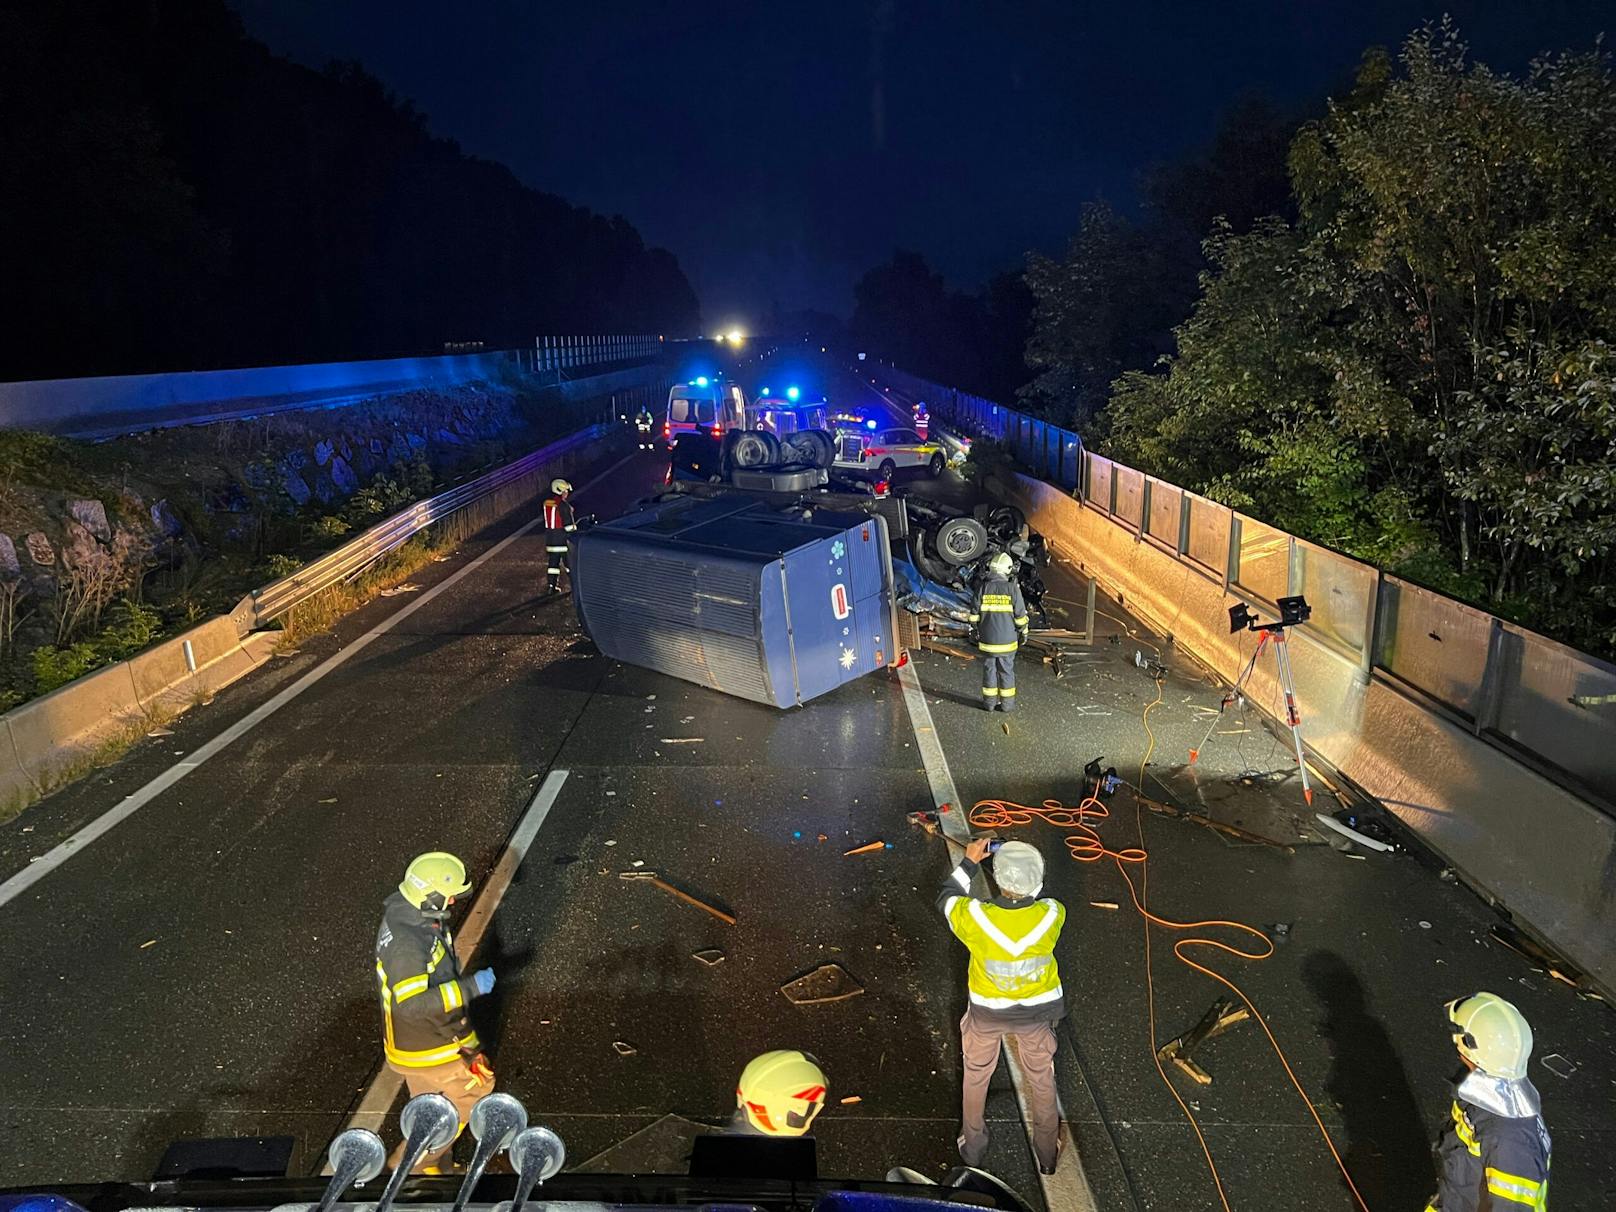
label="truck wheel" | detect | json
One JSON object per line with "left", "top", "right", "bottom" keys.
{"left": 878, "top": 458, "right": 897, "bottom": 482}
{"left": 928, "top": 452, "right": 945, "bottom": 478}
{"left": 936, "top": 517, "right": 989, "bottom": 566}
{"left": 785, "top": 429, "right": 835, "bottom": 470}
{"left": 729, "top": 430, "right": 779, "bottom": 468}
{"left": 804, "top": 428, "right": 838, "bottom": 469}
{"left": 986, "top": 504, "right": 1027, "bottom": 539}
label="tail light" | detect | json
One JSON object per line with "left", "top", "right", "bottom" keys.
{"left": 874, "top": 479, "right": 890, "bottom": 497}
{"left": 663, "top": 421, "right": 671, "bottom": 436}
{"left": 711, "top": 424, "right": 722, "bottom": 437}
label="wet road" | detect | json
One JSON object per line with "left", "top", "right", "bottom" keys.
{"left": 0, "top": 355, "right": 1610, "bottom": 1210}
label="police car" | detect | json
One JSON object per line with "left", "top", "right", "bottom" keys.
{"left": 834, "top": 425, "right": 948, "bottom": 479}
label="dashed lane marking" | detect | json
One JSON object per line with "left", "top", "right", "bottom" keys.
{"left": 0, "top": 453, "right": 635, "bottom": 911}
{"left": 896, "top": 659, "right": 1100, "bottom": 1212}
{"left": 333, "top": 768, "right": 571, "bottom": 1149}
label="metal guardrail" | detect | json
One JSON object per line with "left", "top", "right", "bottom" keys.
{"left": 873, "top": 359, "right": 1616, "bottom": 812}
{"left": 244, "top": 424, "right": 612, "bottom": 627}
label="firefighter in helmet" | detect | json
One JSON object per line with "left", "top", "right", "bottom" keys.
{"left": 730, "top": 1050, "right": 829, "bottom": 1137}
{"left": 1426, "top": 992, "right": 1551, "bottom": 1211}
{"left": 543, "top": 478, "right": 577, "bottom": 593}
{"left": 375, "top": 852, "right": 498, "bottom": 1172}
{"left": 966, "top": 551, "right": 1028, "bottom": 711}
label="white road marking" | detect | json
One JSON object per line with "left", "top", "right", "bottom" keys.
{"left": 896, "top": 659, "right": 1100, "bottom": 1212}
{"left": 0, "top": 452, "right": 634, "bottom": 911}
{"left": 336, "top": 769, "right": 571, "bottom": 1146}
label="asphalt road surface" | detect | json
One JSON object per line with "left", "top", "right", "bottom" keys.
{"left": 0, "top": 354, "right": 1610, "bottom": 1211}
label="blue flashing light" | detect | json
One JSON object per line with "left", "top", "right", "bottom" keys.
{"left": 866, "top": 419, "right": 879, "bottom": 430}
{"left": 694, "top": 376, "right": 709, "bottom": 387}
{"left": 786, "top": 385, "right": 801, "bottom": 401}
{"left": 761, "top": 386, "right": 771, "bottom": 396}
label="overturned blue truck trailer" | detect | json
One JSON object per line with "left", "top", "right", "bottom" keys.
{"left": 572, "top": 494, "right": 903, "bottom": 707}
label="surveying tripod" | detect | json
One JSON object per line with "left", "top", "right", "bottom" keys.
{"left": 1191, "top": 595, "right": 1314, "bottom": 807}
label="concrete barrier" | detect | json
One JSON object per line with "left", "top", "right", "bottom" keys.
{"left": 0, "top": 423, "right": 624, "bottom": 817}
{"left": 0, "top": 349, "right": 674, "bottom": 438}
{"left": 998, "top": 470, "right": 1616, "bottom": 995}
{"left": 0, "top": 618, "right": 279, "bottom": 814}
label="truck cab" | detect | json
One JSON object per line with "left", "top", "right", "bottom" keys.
{"left": 664, "top": 379, "right": 747, "bottom": 445}
{"left": 751, "top": 399, "right": 830, "bottom": 437}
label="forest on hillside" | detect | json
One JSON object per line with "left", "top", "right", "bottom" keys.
{"left": 0, "top": 0, "right": 702, "bottom": 381}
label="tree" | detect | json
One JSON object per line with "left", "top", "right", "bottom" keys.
{"left": 0, "top": 0, "right": 703, "bottom": 379}
{"left": 1102, "top": 23, "right": 1616, "bottom": 655}
{"left": 1022, "top": 100, "right": 1300, "bottom": 427}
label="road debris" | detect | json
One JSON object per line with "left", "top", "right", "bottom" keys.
{"left": 659, "top": 738, "right": 704, "bottom": 744}
{"left": 1157, "top": 997, "right": 1251, "bottom": 1085}
{"left": 1540, "top": 1053, "right": 1578, "bottom": 1078}
{"left": 318, "top": 797, "right": 337, "bottom": 804}
{"left": 692, "top": 949, "right": 725, "bottom": 966}
{"left": 146, "top": 726, "right": 175, "bottom": 737}
{"left": 612, "top": 1040, "right": 638, "bottom": 1056}
{"left": 619, "top": 870, "right": 737, "bottom": 925}
{"left": 1089, "top": 900, "right": 1119, "bottom": 911}
{"left": 839, "top": 1095, "right": 862, "bottom": 1105}
{"left": 139, "top": 939, "right": 158, "bottom": 949}
{"left": 781, "top": 963, "right": 865, "bottom": 1005}
{"left": 1488, "top": 923, "right": 1604, "bottom": 1000}
{"left": 907, "top": 810, "right": 941, "bottom": 837}
{"left": 378, "top": 583, "right": 422, "bottom": 597}
{"left": 844, "top": 840, "right": 888, "bottom": 856}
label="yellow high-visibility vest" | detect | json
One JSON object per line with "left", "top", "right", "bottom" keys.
{"left": 944, "top": 887, "right": 1065, "bottom": 1009}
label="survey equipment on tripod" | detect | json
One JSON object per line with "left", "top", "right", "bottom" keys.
{"left": 1193, "top": 595, "right": 1314, "bottom": 806}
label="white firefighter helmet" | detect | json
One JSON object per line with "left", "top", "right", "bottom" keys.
{"left": 550, "top": 478, "right": 573, "bottom": 496}
{"left": 988, "top": 551, "right": 1015, "bottom": 577}
{"left": 1446, "top": 992, "right": 1533, "bottom": 1079}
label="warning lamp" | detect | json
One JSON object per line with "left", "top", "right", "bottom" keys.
{"left": 874, "top": 479, "right": 890, "bottom": 497}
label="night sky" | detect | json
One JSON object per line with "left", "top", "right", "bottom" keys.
{"left": 232, "top": 1, "right": 1611, "bottom": 329}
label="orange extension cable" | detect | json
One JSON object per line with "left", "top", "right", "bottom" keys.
{"left": 967, "top": 680, "right": 1371, "bottom": 1212}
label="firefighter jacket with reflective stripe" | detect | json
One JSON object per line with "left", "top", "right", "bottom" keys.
{"left": 968, "top": 576, "right": 1028, "bottom": 653}
{"left": 542, "top": 497, "right": 576, "bottom": 541}
{"left": 1427, "top": 1075, "right": 1550, "bottom": 1211}
{"left": 937, "top": 858, "right": 1065, "bottom": 1018}
{"left": 375, "top": 892, "right": 480, "bottom": 1067}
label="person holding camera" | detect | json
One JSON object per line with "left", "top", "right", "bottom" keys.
{"left": 936, "top": 836, "right": 1066, "bottom": 1174}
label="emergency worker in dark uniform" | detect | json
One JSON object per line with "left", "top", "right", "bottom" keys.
{"left": 966, "top": 551, "right": 1028, "bottom": 711}
{"left": 542, "top": 478, "right": 577, "bottom": 593}
{"left": 375, "top": 852, "right": 497, "bottom": 1172}
{"left": 1426, "top": 992, "right": 1550, "bottom": 1211}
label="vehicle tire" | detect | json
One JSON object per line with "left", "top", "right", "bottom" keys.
{"left": 805, "top": 428, "right": 839, "bottom": 469}
{"left": 986, "top": 504, "right": 1027, "bottom": 539}
{"left": 927, "top": 452, "right": 945, "bottom": 478}
{"left": 785, "top": 429, "right": 835, "bottom": 470}
{"left": 728, "top": 429, "right": 779, "bottom": 469}
{"left": 936, "top": 517, "right": 989, "bottom": 566}
{"left": 878, "top": 458, "right": 898, "bottom": 482}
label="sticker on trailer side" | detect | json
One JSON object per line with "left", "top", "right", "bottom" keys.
{"left": 831, "top": 583, "right": 851, "bottom": 619}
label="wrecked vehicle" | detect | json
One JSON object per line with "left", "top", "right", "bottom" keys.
{"left": 576, "top": 453, "right": 1056, "bottom": 705}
